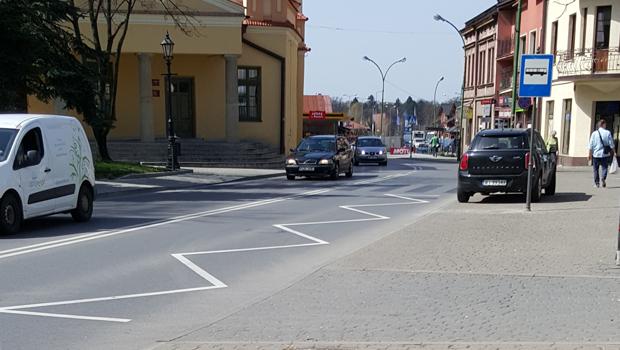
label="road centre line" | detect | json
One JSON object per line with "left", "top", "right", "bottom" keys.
{"left": 0, "top": 188, "right": 330, "bottom": 260}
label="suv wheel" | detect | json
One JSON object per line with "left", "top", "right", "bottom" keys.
{"left": 531, "top": 175, "right": 542, "bottom": 203}
{"left": 545, "top": 171, "right": 556, "bottom": 196}
{"left": 330, "top": 163, "right": 340, "bottom": 180}
{"left": 0, "top": 193, "right": 22, "bottom": 234}
{"left": 457, "top": 190, "right": 471, "bottom": 203}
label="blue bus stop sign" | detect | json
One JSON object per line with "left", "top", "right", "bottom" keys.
{"left": 519, "top": 54, "right": 554, "bottom": 97}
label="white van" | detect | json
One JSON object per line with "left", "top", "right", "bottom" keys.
{"left": 0, "top": 114, "right": 95, "bottom": 234}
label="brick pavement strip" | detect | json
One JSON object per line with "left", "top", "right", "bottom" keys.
{"left": 154, "top": 171, "right": 620, "bottom": 350}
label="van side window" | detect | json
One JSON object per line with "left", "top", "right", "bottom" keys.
{"left": 13, "top": 128, "right": 44, "bottom": 170}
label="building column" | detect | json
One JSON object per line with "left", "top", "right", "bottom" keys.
{"left": 225, "top": 54, "right": 240, "bottom": 143}
{"left": 138, "top": 53, "right": 154, "bottom": 142}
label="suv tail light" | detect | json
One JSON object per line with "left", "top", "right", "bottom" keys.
{"left": 525, "top": 152, "right": 530, "bottom": 169}
{"left": 459, "top": 153, "right": 469, "bottom": 171}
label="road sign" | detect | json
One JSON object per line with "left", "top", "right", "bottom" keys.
{"left": 519, "top": 54, "right": 554, "bottom": 97}
{"left": 309, "top": 111, "right": 326, "bottom": 120}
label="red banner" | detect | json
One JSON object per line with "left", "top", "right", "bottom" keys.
{"left": 309, "top": 111, "right": 326, "bottom": 120}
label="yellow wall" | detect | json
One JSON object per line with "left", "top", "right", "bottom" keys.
{"left": 238, "top": 44, "right": 281, "bottom": 146}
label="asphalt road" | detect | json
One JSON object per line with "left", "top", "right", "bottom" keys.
{"left": 0, "top": 158, "right": 457, "bottom": 350}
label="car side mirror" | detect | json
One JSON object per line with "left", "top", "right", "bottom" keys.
{"left": 25, "top": 150, "right": 40, "bottom": 166}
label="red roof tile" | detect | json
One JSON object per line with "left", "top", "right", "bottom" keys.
{"left": 304, "top": 95, "right": 333, "bottom": 114}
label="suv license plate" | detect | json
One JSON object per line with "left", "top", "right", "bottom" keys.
{"left": 299, "top": 166, "right": 315, "bottom": 172}
{"left": 483, "top": 180, "right": 507, "bottom": 187}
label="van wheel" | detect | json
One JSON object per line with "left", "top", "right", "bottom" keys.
{"left": 0, "top": 193, "right": 22, "bottom": 234}
{"left": 457, "top": 190, "right": 471, "bottom": 203}
{"left": 71, "top": 185, "right": 93, "bottom": 222}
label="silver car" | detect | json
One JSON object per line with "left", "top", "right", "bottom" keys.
{"left": 353, "top": 136, "right": 388, "bottom": 166}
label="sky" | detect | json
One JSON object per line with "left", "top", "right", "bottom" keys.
{"left": 303, "top": 0, "right": 495, "bottom": 103}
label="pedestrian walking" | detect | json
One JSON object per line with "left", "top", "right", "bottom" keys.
{"left": 430, "top": 134, "right": 439, "bottom": 157}
{"left": 588, "top": 119, "right": 615, "bottom": 188}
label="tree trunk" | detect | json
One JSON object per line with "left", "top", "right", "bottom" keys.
{"left": 93, "top": 126, "right": 111, "bottom": 162}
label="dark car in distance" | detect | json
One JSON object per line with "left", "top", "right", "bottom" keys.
{"left": 285, "top": 135, "right": 354, "bottom": 180}
{"left": 457, "top": 129, "right": 557, "bottom": 203}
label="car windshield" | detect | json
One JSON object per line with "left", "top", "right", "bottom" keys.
{"left": 297, "top": 138, "right": 336, "bottom": 152}
{"left": 0, "top": 128, "right": 17, "bottom": 162}
{"left": 356, "top": 139, "right": 383, "bottom": 147}
{"left": 472, "top": 135, "right": 526, "bottom": 150}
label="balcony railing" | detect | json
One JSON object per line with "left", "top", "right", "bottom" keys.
{"left": 556, "top": 47, "right": 620, "bottom": 77}
{"left": 497, "top": 38, "right": 514, "bottom": 59}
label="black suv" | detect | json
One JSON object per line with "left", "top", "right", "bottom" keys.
{"left": 285, "top": 135, "right": 354, "bottom": 180}
{"left": 457, "top": 129, "right": 557, "bottom": 203}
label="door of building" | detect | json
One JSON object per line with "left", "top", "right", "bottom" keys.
{"left": 594, "top": 6, "right": 611, "bottom": 73}
{"left": 595, "top": 101, "right": 620, "bottom": 154}
{"left": 169, "top": 77, "right": 195, "bottom": 138}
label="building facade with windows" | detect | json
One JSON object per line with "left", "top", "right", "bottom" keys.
{"left": 28, "top": 0, "right": 308, "bottom": 154}
{"left": 541, "top": 0, "right": 620, "bottom": 166}
{"left": 461, "top": 5, "right": 498, "bottom": 145}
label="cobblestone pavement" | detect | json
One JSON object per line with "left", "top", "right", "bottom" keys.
{"left": 155, "top": 171, "right": 620, "bottom": 350}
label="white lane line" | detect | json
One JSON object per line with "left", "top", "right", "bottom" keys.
{"left": 0, "top": 174, "right": 431, "bottom": 324}
{"left": 353, "top": 172, "right": 414, "bottom": 185}
{"left": 0, "top": 189, "right": 331, "bottom": 260}
{"left": 0, "top": 309, "right": 131, "bottom": 323}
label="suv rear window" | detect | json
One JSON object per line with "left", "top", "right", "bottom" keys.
{"left": 471, "top": 135, "right": 526, "bottom": 150}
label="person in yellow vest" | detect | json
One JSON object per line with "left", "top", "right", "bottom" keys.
{"left": 546, "top": 130, "right": 558, "bottom": 153}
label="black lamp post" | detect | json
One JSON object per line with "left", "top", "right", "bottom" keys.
{"left": 161, "top": 31, "right": 178, "bottom": 170}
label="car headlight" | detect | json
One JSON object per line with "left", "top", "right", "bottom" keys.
{"left": 379, "top": 150, "right": 384, "bottom": 155}
{"left": 319, "top": 159, "right": 333, "bottom": 165}
{"left": 286, "top": 158, "right": 297, "bottom": 165}
{"left": 361, "top": 150, "right": 366, "bottom": 155}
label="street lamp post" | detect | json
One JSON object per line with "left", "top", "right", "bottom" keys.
{"left": 432, "top": 76, "right": 445, "bottom": 128}
{"left": 434, "top": 14, "right": 466, "bottom": 159}
{"left": 161, "top": 32, "right": 179, "bottom": 171}
{"left": 363, "top": 56, "right": 406, "bottom": 137}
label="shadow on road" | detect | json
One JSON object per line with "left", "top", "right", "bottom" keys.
{"left": 473, "top": 192, "right": 592, "bottom": 204}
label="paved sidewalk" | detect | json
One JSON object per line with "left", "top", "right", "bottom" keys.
{"left": 96, "top": 167, "right": 284, "bottom": 197}
{"left": 154, "top": 170, "right": 620, "bottom": 350}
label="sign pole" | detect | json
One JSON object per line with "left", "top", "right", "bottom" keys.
{"left": 525, "top": 97, "right": 536, "bottom": 211}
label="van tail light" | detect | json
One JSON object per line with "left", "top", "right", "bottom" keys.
{"left": 459, "top": 153, "right": 469, "bottom": 171}
{"left": 525, "top": 152, "right": 530, "bottom": 169}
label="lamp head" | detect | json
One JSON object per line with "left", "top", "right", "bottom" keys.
{"left": 433, "top": 14, "right": 444, "bottom": 22}
{"left": 363, "top": 56, "right": 370, "bottom": 61}
{"left": 161, "top": 31, "right": 175, "bottom": 60}
{"left": 399, "top": 57, "right": 407, "bottom": 63}
{"left": 440, "top": 76, "right": 445, "bottom": 81}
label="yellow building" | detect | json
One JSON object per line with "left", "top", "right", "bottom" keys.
{"left": 28, "top": 0, "right": 308, "bottom": 154}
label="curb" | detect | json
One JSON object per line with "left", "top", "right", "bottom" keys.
{"left": 96, "top": 171, "right": 284, "bottom": 200}
{"left": 118, "top": 169, "right": 194, "bottom": 180}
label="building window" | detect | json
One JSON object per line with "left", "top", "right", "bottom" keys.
{"left": 568, "top": 13, "right": 577, "bottom": 57}
{"left": 487, "top": 48, "right": 494, "bottom": 84}
{"left": 546, "top": 100, "right": 554, "bottom": 139}
{"left": 561, "top": 99, "right": 572, "bottom": 154}
{"left": 238, "top": 67, "right": 261, "bottom": 122}
{"left": 550, "top": 21, "right": 558, "bottom": 58}
{"left": 529, "top": 30, "right": 537, "bottom": 53}
{"left": 478, "top": 51, "right": 485, "bottom": 85}
{"left": 580, "top": 8, "right": 588, "bottom": 52}
{"left": 595, "top": 6, "right": 611, "bottom": 50}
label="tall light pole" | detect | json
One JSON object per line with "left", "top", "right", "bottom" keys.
{"left": 363, "top": 56, "right": 406, "bottom": 137}
{"left": 432, "top": 76, "right": 445, "bottom": 128}
{"left": 161, "top": 32, "right": 178, "bottom": 170}
{"left": 434, "top": 14, "right": 466, "bottom": 159}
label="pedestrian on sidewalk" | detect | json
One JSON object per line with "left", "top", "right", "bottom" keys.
{"left": 588, "top": 119, "right": 615, "bottom": 188}
{"left": 430, "top": 134, "right": 439, "bottom": 157}
{"left": 546, "top": 130, "right": 559, "bottom": 153}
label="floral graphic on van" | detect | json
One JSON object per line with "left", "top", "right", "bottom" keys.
{"left": 69, "top": 130, "right": 91, "bottom": 184}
